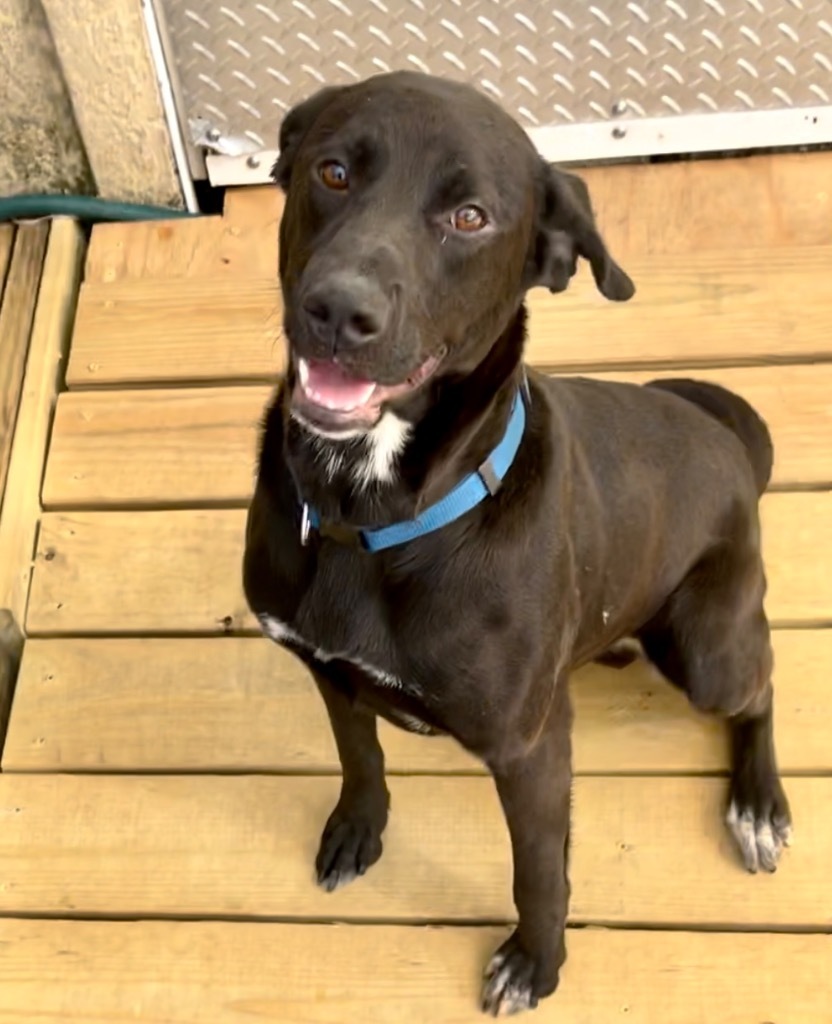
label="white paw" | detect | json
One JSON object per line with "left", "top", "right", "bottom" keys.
{"left": 726, "top": 799, "right": 792, "bottom": 873}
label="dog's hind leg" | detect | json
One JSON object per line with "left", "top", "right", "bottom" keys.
{"left": 309, "top": 664, "right": 390, "bottom": 892}
{"left": 638, "top": 532, "right": 792, "bottom": 873}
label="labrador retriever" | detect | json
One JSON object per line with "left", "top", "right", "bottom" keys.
{"left": 243, "top": 71, "right": 791, "bottom": 1016}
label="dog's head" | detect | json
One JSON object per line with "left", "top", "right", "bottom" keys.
{"left": 274, "top": 71, "right": 634, "bottom": 437}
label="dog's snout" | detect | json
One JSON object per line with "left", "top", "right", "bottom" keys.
{"left": 301, "top": 273, "right": 391, "bottom": 351}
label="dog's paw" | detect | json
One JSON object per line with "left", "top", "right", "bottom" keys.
{"left": 593, "top": 637, "right": 643, "bottom": 669}
{"left": 315, "top": 809, "right": 384, "bottom": 892}
{"left": 726, "top": 776, "right": 792, "bottom": 874}
{"left": 481, "top": 932, "right": 558, "bottom": 1017}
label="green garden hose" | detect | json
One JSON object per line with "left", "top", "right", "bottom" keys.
{"left": 0, "top": 194, "right": 197, "bottom": 224}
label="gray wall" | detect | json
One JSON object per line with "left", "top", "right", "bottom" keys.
{"left": 0, "top": 0, "right": 93, "bottom": 196}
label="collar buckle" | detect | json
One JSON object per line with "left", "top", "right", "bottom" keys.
{"left": 477, "top": 456, "right": 502, "bottom": 496}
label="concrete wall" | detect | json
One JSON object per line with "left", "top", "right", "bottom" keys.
{"left": 40, "top": 0, "right": 182, "bottom": 206}
{"left": 0, "top": 0, "right": 93, "bottom": 196}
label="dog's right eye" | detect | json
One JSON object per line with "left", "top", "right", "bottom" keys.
{"left": 452, "top": 205, "right": 488, "bottom": 233}
{"left": 318, "top": 161, "right": 349, "bottom": 191}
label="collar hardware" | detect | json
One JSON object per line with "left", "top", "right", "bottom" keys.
{"left": 300, "top": 502, "right": 312, "bottom": 546}
{"left": 476, "top": 455, "right": 502, "bottom": 497}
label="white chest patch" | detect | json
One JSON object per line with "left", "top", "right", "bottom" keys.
{"left": 294, "top": 409, "right": 411, "bottom": 488}
{"left": 258, "top": 613, "right": 409, "bottom": 693}
{"left": 353, "top": 411, "right": 411, "bottom": 490}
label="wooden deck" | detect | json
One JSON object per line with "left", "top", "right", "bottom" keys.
{"left": 1, "top": 154, "right": 831, "bottom": 1022}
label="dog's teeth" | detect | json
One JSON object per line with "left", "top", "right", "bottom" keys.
{"left": 297, "top": 361, "right": 373, "bottom": 413}
{"left": 315, "top": 393, "right": 359, "bottom": 412}
{"left": 317, "top": 395, "right": 354, "bottom": 411}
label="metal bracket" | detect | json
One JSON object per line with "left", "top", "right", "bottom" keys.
{"left": 189, "top": 118, "right": 262, "bottom": 158}
{"left": 200, "top": 106, "right": 832, "bottom": 190}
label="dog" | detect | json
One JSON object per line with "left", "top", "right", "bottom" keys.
{"left": 243, "top": 71, "right": 791, "bottom": 1016}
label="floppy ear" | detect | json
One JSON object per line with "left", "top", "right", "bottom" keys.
{"left": 531, "top": 162, "right": 635, "bottom": 301}
{"left": 271, "top": 86, "right": 344, "bottom": 191}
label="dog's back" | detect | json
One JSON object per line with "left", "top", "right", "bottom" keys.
{"left": 645, "top": 378, "right": 773, "bottom": 496}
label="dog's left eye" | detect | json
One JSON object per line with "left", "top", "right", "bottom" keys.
{"left": 318, "top": 161, "right": 349, "bottom": 191}
{"left": 452, "top": 205, "right": 488, "bottom": 233}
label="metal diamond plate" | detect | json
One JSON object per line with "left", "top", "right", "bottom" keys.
{"left": 163, "top": 0, "right": 832, "bottom": 149}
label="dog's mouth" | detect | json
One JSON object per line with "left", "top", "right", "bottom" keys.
{"left": 292, "top": 351, "right": 443, "bottom": 432}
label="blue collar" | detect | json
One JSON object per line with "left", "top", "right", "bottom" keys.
{"left": 300, "top": 383, "right": 528, "bottom": 553}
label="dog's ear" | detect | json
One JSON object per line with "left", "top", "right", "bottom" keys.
{"left": 272, "top": 86, "right": 344, "bottom": 191}
{"left": 531, "top": 163, "right": 635, "bottom": 301}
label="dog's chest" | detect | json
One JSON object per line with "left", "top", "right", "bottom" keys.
{"left": 258, "top": 611, "right": 403, "bottom": 691}
{"left": 257, "top": 611, "right": 437, "bottom": 736}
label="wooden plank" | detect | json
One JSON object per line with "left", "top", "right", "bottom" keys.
{"left": 42, "top": 364, "right": 832, "bottom": 508}
{"left": 43, "top": 385, "right": 268, "bottom": 508}
{"left": 0, "top": 773, "right": 826, "bottom": 926}
{"left": 0, "top": 224, "right": 14, "bottom": 297}
{"left": 67, "top": 276, "right": 282, "bottom": 387}
{"left": 0, "top": 223, "right": 49, "bottom": 511}
{"left": 65, "top": 246, "right": 832, "bottom": 387}
{"left": 0, "top": 921, "right": 827, "bottom": 1024}
{"left": 81, "top": 188, "right": 283, "bottom": 286}
{"left": 760, "top": 493, "right": 831, "bottom": 624}
{"left": 83, "top": 206, "right": 284, "bottom": 287}
{"left": 525, "top": 245, "right": 832, "bottom": 373}
{"left": 81, "top": 152, "right": 832, "bottom": 288}
{"left": 577, "top": 150, "right": 832, "bottom": 255}
{"left": 24, "top": 494, "right": 832, "bottom": 636}
{"left": 5, "top": 629, "right": 829, "bottom": 775}
{"left": 27, "top": 509, "right": 254, "bottom": 636}
{"left": 221, "top": 184, "right": 282, "bottom": 276}
{"left": 0, "top": 219, "right": 86, "bottom": 627}
{"left": 0, "top": 610, "right": 23, "bottom": 754}
{"left": 83, "top": 217, "right": 226, "bottom": 284}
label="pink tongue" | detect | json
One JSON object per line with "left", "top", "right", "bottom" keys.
{"left": 302, "top": 360, "right": 377, "bottom": 411}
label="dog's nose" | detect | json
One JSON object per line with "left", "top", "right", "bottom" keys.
{"left": 301, "top": 273, "right": 390, "bottom": 351}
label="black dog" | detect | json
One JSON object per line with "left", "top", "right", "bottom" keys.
{"left": 243, "top": 71, "right": 791, "bottom": 1016}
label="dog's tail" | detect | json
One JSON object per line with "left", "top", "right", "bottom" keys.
{"left": 645, "top": 378, "right": 774, "bottom": 496}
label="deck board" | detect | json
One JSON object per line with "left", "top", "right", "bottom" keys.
{"left": 65, "top": 246, "right": 832, "bottom": 387}
{"left": 24, "top": 495, "right": 832, "bottom": 636}
{"left": 43, "top": 385, "right": 266, "bottom": 508}
{"left": 0, "top": 223, "right": 49, "bottom": 510}
{"left": 79, "top": 152, "right": 832, "bottom": 289}
{"left": 0, "top": 224, "right": 14, "bottom": 289}
{"left": 577, "top": 150, "right": 832, "bottom": 254}
{"left": 80, "top": 216, "right": 269, "bottom": 288}
{"left": 0, "top": 921, "right": 828, "bottom": 1024}
{"left": 42, "top": 364, "right": 832, "bottom": 508}
{"left": 4, "top": 630, "right": 830, "bottom": 775}
{"left": 0, "top": 221, "right": 86, "bottom": 626}
{"left": 83, "top": 189, "right": 282, "bottom": 286}
{"left": 0, "top": 773, "right": 825, "bottom": 926}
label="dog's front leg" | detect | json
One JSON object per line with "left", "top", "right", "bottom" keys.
{"left": 310, "top": 665, "right": 390, "bottom": 892}
{"left": 481, "top": 678, "right": 572, "bottom": 1017}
